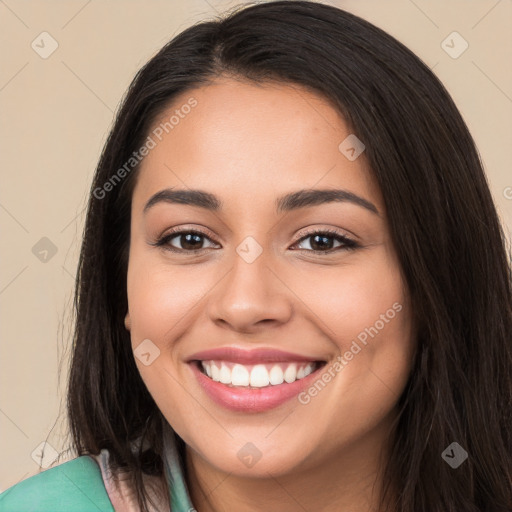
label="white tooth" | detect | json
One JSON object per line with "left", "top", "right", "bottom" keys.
{"left": 231, "top": 364, "right": 250, "bottom": 386}
{"left": 250, "top": 364, "right": 270, "bottom": 387}
{"left": 303, "top": 363, "right": 314, "bottom": 377}
{"left": 296, "top": 366, "right": 305, "bottom": 379}
{"left": 283, "top": 363, "right": 297, "bottom": 383}
{"left": 202, "top": 361, "right": 212, "bottom": 378}
{"left": 269, "top": 365, "right": 284, "bottom": 385}
{"left": 211, "top": 363, "right": 220, "bottom": 382}
{"left": 219, "top": 363, "right": 232, "bottom": 384}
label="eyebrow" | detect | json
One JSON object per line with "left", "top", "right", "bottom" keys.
{"left": 143, "top": 188, "right": 379, "bottom": 216}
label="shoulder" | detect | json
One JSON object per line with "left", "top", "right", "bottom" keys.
{"left": 0, "top": 455, "right": 114, "bottom": 512}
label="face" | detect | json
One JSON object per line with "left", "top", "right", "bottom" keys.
{"left": 124, "top": 77, "right": 415, "bottom": 479}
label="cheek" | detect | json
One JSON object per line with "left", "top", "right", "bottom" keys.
{"left": 294, "top": 270, "right": 413, "bottom": 452}
{"left": 126, "top": 259, "right": 206, "bottom": 341}
{"left": 291, "top": 249, "right": 413, "bottom": 409}
{"left": 125, "top": 259, "right": 206, "bottom": 426}
{"left": 291, "top": 249, "right": 407, "bottom": 349}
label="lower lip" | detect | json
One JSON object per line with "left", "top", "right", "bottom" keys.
{"left": 189, "top": 361, "right": 324, "bottom": 413}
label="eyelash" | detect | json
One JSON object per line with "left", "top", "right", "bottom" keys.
{"left": 150, "top": 227, "right": 359, "bottom": 255}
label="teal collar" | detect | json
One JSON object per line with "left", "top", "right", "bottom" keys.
{"left": 162, "top": 422, "right": 195, "bottom": 511}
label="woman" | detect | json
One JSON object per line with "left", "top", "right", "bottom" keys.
{"left": 1, "top": 1, "right": 511, "bottom": 511}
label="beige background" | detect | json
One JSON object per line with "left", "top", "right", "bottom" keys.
{"left": 1, "top": 0, "right": 511, "bottom": 491}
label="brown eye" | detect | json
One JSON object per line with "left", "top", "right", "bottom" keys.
{"left": 292, "top": 229, "right": 358, "bottom": 253}
{"left": 153, "top": 230, "right": 219, "bottom": 253}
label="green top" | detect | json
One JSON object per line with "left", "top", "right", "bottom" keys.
{"left": 0, "top": 427, "right": 195, "bottom": 511}
{"left": 0, "top": 456, "right": 114, "bottom": 512}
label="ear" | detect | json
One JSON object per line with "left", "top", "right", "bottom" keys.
{"left": 124, "top": 312, "right": 131, "bottom": 331}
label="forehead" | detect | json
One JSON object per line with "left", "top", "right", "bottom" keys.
{"left": 132, "top": 78, "right": 383, "bottom": 216}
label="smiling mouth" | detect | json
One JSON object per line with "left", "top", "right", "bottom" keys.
{"left": 194, "top": 360, "right": 326, "bottom": 389}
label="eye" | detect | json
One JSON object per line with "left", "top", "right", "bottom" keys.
{"left": 291, "top": 228, "right": 359, "bottom": 254}
{"left": 151, "top": 229, "right": 219, "bottom": 253}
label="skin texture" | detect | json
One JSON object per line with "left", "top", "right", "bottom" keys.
{"left": 124, "top": 77, "right": 416, "bottom": 512}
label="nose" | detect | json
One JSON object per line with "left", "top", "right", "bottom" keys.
{"left": 207, "top": 248, "right": 293, "bottom": 336}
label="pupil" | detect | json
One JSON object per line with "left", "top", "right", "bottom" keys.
{"left": 311, "top": 234, "right": 333, "bottom": 251}
{"left": 182, "top": 233, "right": 202, "bottom": 250}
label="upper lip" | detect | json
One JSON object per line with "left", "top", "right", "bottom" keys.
{"left": 187, "top": 347, "right": 324, "bottom": 364}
